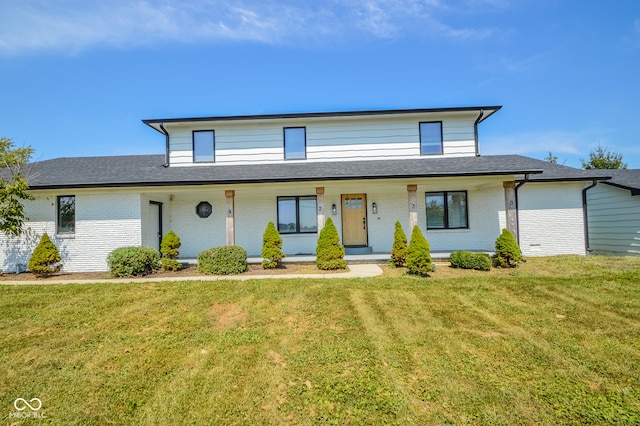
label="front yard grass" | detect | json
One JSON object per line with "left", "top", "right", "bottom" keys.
{"left": 1, "top": 256, "right": 639, "bottom": 424}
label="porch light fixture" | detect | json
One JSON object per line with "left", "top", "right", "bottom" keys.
{"left": 332, "top": 204, "right": 337, "bottom": 215}
{"left": 372, "top": 202, "right": 377, "bottom": 214}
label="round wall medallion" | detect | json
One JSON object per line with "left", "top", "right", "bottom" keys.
{"left": 196, "top": 201, "right": 212, "bottom": 218}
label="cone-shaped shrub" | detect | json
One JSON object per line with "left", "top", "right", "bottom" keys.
{"left": 406, "top": 226, "right": 432, "bottom": 277}
{"left": 389, "top": 221, "right": 408, "bottom": 267}
{"left": 160, "top": 230, "right": 182, "bottom": 271}
{"left": 316, "top": 217, "right": 346, "bottom": 270}
{"left": 161, "top": 230, "right": 181, "bottom": 259}
{"left": 28, "top": 233, "right": 63, "bottom": 277}
{"left": 262, "top": 221, "right": 285, "bottom": 269}
{"left": 495, "top": 228, "right": 522, "bottom": 267}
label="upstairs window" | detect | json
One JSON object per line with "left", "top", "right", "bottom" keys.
{"left": 277, "top": 196, "right": 317, "bottom": 233}
{"left": 426, "top": 191, "right": 468, "bottom": 229}
{"left": 420, "top": 121, "right": 443, "bottom": 155}
{"left": 284, "top": 127, "right": 306, "bottom": 160}
{"left": 193, "top": 130, "right": 215, "bottom": 163}
{"left": 57, "top": 195, "right": 76, "bottom": 234}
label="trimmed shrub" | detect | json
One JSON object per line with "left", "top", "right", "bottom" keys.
{"left": 160, "top": 230, "right": 181, "bottom": 259}
{"left": 107, "top": 246, "right": 160, "bottom": 277}
{"left": 495, "top": 228, "right": 522, "bottom": 268}
{"left": 450, "top": 250, "right": 491, "bottom": 271}
{"left": 406, "top": 226, "right": 432, "bottom": 277}
{"left": 198, "top": 245, "right": 248, "bottom": 275}
{"left": 389, "top": 221, "right": 408, "bottom": 268}
{"left": 316, "top": 217, "right": 346, "bottom": 270}
{"left": 160, "top": 230, "right": 182, "bottom": 272}
{"left": 28, "top": 233, "right": 63, "bottom": 277}
{"left": 262, "top": 221, "right": 285, "bottom": 269}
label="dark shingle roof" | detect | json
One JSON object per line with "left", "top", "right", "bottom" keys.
{"left": 600, "top": 169, "right": 640, "bottom": 194}
{"left": 23, "top": 154, "right": 607, "bottom": 190}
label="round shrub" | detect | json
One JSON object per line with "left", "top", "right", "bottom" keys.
{"left": 198, "top": 245, "right": 248, "bottom": 275}
{"left": 495, "top": 228, "right": 522, "bottom": 268}
{"left": 28, "top": 233, "right": 63, "bottom": 277}
{"left": 107, "top": 246, "right": 160, "bottom": 277}
{"left": 316, "top": 217, "right": 346, "bottom": 270}
{"left": 406, "top": 226, "right": 432, "bottom": 277}
{"left": 262, "top": 221, "right": 285, "bottom": 269}
{"left": 450, "top": 251, "right": 491, "bottom": 271}
{"left": 389, "top": 221, "right": 408, "bottom": 268}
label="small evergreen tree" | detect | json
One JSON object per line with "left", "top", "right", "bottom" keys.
{"left": 389, "top": 221, "right": 408, "bottom": 267}
{"left": 495, "top": 228, "right": 522, "bottom": 268}
{"left": 28, "top": 233, "right": 63, "bottom": 277}
{"left": 316, "top": 217, "right": 346, "bottom": 270}
{"left": 262, "top": 221, "right": 285, "bottom": 269}
{"left": 160, "top": 230, "right": 182, "bottom": 271}
{"left": 406, "top": 226, "right": 432, "bottom": 277}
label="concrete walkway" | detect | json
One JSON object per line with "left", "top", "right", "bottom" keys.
{"left": 0, "top": 264, "right": 383, "bottom": 285}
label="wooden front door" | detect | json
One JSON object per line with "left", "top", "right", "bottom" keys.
{"left": 341, "top": 194, "right": 368, "bottom": 246}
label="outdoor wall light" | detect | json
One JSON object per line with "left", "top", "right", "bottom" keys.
{"left": 196, "top": 201, "right": 212, "bottom": 218}
{"left": 372, "top": 202, "right": 378, "bottom": 214}
{"left": 332, "top": 204, "right": 337, "bottom": 215}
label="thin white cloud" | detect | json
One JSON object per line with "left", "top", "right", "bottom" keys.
{"left": 0, "top": 0, "right": 499, "bottom": 55}
{"left": 482, "top": 130, "right": 599, "bottom": 157}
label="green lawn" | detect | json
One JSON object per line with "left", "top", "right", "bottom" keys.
{"left": 1, "top": 256, "right": 639, "bottom": 424}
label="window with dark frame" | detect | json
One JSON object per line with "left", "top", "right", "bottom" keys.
{"left": 419, "top": 121, "right": 443, "bottom": 155}
{"left": 284, "top": 127, "right": 306, "bottom": 160}
{"left": 193, "top": 130, "right": 215, "bottom": 163}
{"left": 425, "top": 191, "right": 468, "bottom": 229}
{"left": 57, "top": 195, "right": 76, "bottom": 234}
{"left": 277, "top": 196, "right": 317, "bottom": 233}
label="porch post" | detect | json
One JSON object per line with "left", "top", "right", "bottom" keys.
{"left": 316, "top": 187, "right": 325, "bottom": 232}
{"left": 407, "top": 184, "right": 418, "bottom": 231}
{"left": 225, "top": 190, "right": 235, "bottom": 246}
{"left": 503, "top": 181, "right": 518, "bottom": 240}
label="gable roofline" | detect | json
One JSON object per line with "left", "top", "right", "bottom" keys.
{"left": 142, "top": 106, "right": 502, "bottom": 133}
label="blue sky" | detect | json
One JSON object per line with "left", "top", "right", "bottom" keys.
{"left": 1, "top": 0, "right": 639, "bottom": 168}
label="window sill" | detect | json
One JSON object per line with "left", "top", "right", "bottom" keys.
{"left": 56, "top": 233, "right": 76, "bottom": 239}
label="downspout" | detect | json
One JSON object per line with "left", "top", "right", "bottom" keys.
{"left": 514, "top": 174, "right": 529, "bottom": 244}
{"left": 159, "top": 123, "right": 169, "bottom": 168}
{"left": 582, "top": 179, "right": 598, "bottom": 253}
{"left": 473, "top": 109, "right": 484, "bottom": 156}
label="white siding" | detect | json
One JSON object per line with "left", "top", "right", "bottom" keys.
{"left": 587, "top": 184, "right": 640, "bottom": 255}
{"left": 166, "top": 113, "right": 478, "bottom": 167}
{"left": 518, "top": 183, "right": 586, "bottom": 256}
{"left": 0, "top": 192, "right": 142, "bottom": 273}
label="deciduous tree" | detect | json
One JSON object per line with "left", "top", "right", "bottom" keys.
{"left": 0, "top": 137, "right": 34, "bottom": 236}
{"left": 580, "top": 144, "right": 627, "bottom": 170}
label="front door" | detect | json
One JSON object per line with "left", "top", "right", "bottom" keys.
{"left": 341, "top": 194, "right": 368, "bottom": 246}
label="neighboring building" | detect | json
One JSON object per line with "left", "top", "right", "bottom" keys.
{"left": 0, "top": 106, "right": 609, "bottom": 272}
{"left": 586, "top": 170, "right": 640, "bottom": 256}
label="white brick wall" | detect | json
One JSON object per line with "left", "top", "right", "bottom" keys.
{"left": 518, "top": 182, "right": 586, "bottom": 256}
{"left": 0, "top": 192, "right": 142, "bottom": 272}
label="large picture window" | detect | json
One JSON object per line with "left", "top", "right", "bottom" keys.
{"left": 284, "top": 127, "right": 306, "bottom": 160}
{"left": 420, "top": 121, "right": 443, "bottom": 155}
{"left": 277, "top": 196, "right": 317, "bottom": 233}
{"left": 193, "top": 130, "right": 215, "bottom": 163}
{"left": 425, "top": 191, "right": 467, "bottom": 229}
{"left": 57, "top": 195, "right": 76, "bottom": 234}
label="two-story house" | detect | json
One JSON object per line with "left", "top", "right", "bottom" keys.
{"left": 1, "top": 106, "right": 607, "bottom": 272}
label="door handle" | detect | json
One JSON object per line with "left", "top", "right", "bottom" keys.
{"left": 362, "top": 217, "right": 366, "bottom": 229}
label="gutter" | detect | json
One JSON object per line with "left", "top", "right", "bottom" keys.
{"left": 514, "top": 173, "right": 529, "bottom": 244}
{"left": 473, "top": 109, "right": 484, "bottom": 156}
{"left": 582, "top": 179, "right": 598, "bottom": 253}
{"left": 159, "top": 123, "right": 169, "bottom": 168}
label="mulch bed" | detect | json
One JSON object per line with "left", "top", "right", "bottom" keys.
{"left": 0, "top": 263, "right": 347, "bottom": 282}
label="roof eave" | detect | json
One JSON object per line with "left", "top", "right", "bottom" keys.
{"left": 28, "top": 166, "right": 540, "bottom": 190}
